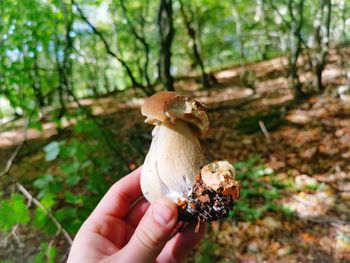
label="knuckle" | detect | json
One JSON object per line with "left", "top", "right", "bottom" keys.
{"left": 135, "top": 227, "right": 163, "bottom": 252}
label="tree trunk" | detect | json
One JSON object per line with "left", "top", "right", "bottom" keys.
{"left": 179, "top": 0, "right": 215, "bottom": 88}
{"left": 73, "top": 0, "right": 153, "bottom": 96}
{"left": 158, "top": 0, "right": 174, "bottom": 91}
{"left": 287, "top": 0, "right": 306, "bottom": 99}
{"left": 32, "top": 47, "right": 45, "bottom": 107}
{"left": 231, "top": 4, "right": 245, "bottom": 65}
{"left": 256, "top": 0, "right": 269, "bottom": 60}
{"left": 312, "top": 0, "right": 331, "bottom": 92}
{"left": 120, "top": 0, "right": 154, "bottom": 93}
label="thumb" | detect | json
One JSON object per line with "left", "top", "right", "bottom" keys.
{"left": 114, "top": 198, "right": 178, "bottom": 263}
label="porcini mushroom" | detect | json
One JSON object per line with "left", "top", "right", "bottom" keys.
{"left": 140, "top": 91, "right": 240, "bottom": 222}
{"left": 140, "top": 91, "right": 208, "bottom": 202}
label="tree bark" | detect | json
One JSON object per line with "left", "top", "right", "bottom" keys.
{"left": 31, "top": 31, "right": 45, "bottom": 107}
{"left": 311, "top": 0, "right": 332, "bottom": 92}
{"left": 158, "top": 0, "right": 174, "bottom": 91}
{"left": 287, "top": 0, "right": 306, "bottom": 99}
{"left": 255, "top": 0, "right": 269, "bottom": 60}
{"left": 231, "top": 4, "right": 245, "bottom": 65}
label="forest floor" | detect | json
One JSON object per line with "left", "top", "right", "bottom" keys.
{"left": 1, "top": 51, "right": 350, "bottom": 262}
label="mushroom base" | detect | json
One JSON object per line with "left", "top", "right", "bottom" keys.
{"left": 177, "top": 175, "right": 237, "bottom": 223}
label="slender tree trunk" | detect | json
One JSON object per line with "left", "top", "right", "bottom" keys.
{"left": 54, "top": 29, "right": 67, "bottom": 117}
{"left": 256, "top": 0, "right": 269, "bottom": 60}
{"left": 312, "top": 0, "right": 332, "bottom": 92}
{"left": 287, "top": 0, "right": 306, "bottom": 99}
{"left": 32, "top": 32, "right": 45, "bottom": 107}
{"left": 158, "top": 0, "right": 174, "bottom": 91}
{"left": 120, "top": 0, "right": 154, "bottom": 94}
{"left": 231, "top": 3, "right": 245, "bottom": 66}
{"left": 54, "top": 0, "right": 74, "bottom": 118}
{"left": 73, "top": 0, "right": 152, "bottom": 96}
{"left": 178, "top": 0, "right": 215, "bottom": 88}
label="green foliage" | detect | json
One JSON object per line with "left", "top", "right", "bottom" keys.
{"left": 43, "top": 142, "right": 60, "bottom": 161}
{"left": 0, "top": 194, "right": 30, "bottom": 232}
{"left": 29, "top": 114, "right": 124, "bottom": 235}
{"left": 1, "top": 0, "right": 349, "bottom": 119}
{"left": 33, "top": 207, "right": 57, "bottom": 235}
{"left": 29, "top": 242, "right": 57, "bottom": 263}
{"left": 230, "top": 155, "right": 293, "bottom": 221}
{"left": 1, "top": 0, "right": 348, "bottom": 261}
{"left": 196, "top": 236, "right": 219, "bottom": 263}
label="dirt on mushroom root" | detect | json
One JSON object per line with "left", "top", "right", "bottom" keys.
{"left": 177, "top": 173, "right": 238, "bottom": 226}
{"left": 1, "top": 51, "right": 350, "bottom": 262}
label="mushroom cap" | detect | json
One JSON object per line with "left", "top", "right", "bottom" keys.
{"left": 141, "top": 91, "right": 209, "bottom": 136}
{"left": 200, "top": 161, "right": 240, "bottom": 200}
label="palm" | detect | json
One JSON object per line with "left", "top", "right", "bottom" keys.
{"left": 68, "top": 167, "right": 205, "bottom": 263}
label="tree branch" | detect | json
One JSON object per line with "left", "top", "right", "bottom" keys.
{"left": 71, "top": 0, "right": 148, "bottom": 94}
{"left": 0, "top": 118, "right": 73, "bottom": 246}
{"left": 120, "top": 0, "right": 152, "bottom": 89}
{"left": 16, "top": 183, "right": 73, "bottom": 245}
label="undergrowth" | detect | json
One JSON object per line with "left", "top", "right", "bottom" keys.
{"left": 195, "top": 154, "right": 293, "bottom": 263}
{"left": 230, "top": 154, "right": 293, "bottom": 221}
{"left": 0, "top": 111, "right": 131, "bottom": 262}
{"left": 1, "top": 122, "right": 292, "bottom": 262}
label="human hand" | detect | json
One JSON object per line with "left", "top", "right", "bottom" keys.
{"left": 67, "top": 166, "right": 206, "bottom": 263}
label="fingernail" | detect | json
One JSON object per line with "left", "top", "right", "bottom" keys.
{"left": 152, "top": 201, "right": 174, "bottom": 226}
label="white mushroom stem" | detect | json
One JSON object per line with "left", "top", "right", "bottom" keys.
{"left": 141, "top": 120, "right": 205, "bottom": 202}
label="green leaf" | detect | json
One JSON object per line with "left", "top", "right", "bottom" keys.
{"left": 43, "top": 141, "right": 60, "bottom": 161}
{"left": 33, "top": 174, "right": 54, "bottom": 189}
{"left": 64, "top": 192, "right": 83, "bottom": 205}
{"left": 60, "top": 162, "right": 80, "bottom": 174}
{"left": 55, "top": 207, "right": 81, "bottom": 233}
{"left": 55, "top": 207, "right": 77, "bottom": 221}
{"left": 33, "top": 208, "right": 57, "bottom": 235}
{"left": 29, "top": 242, "right": 57, "bottom": 263}
{"left": 40, "top": 193, "right": 56, "bottom": 209}
{"left": 28, "top": 121, "right": 43, "bottom": 131}
{"left": 65, "top": 174, "right": 82, "bottom": 186}
{"left": 0, "top": 194, "right": 30, "bottom": 231}
{"left": 59, "top": 140, "right": 77, "bottom": 158}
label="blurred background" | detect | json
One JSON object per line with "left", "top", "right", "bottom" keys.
{"left": 1, "top": 0, "right": 350, "bottom": 262}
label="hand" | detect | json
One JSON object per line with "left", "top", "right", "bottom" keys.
{"left": 67, "top": 166, "right": 206, "bottom": 263}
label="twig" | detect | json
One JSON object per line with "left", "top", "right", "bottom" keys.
{"left": 16, "top": 183, "right": 73, "bottom": 245}
{"left": 0, "top": 118, "right": 29, "bottom": 177}
{"left": 258, "top": 120, "right": 271, "bottom": 143}
{"left": 11, "top": 226, "right": 24, "bottom": 248}
{"left": 1, "top": 225, "right": 24, "bottom": 248}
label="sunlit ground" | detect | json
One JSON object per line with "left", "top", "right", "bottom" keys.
{"left": 1, "top": 53, "right": 350, "bottom": 262}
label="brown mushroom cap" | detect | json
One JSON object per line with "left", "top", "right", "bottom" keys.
{"left": 141, "top": 91, "right": 209, "bottom": 136}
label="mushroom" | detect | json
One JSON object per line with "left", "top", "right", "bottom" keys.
{"left": 140, "top": 91, "right": 240, "bottom": 222}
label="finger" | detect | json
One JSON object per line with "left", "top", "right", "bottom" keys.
{"left": 85, "top": 214, "right": 134, "bottom": 249}
{"left": 156, "top": 222, "right": 206, "bottom": 263}
{"left": 90, "top": 166, "right": 143, "bottom": 219}
{"left": 106, "top": 198, "right": 178, "bottom": 263}
{"left": 124, "top": 198, "right": 150, "bottom": 227}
